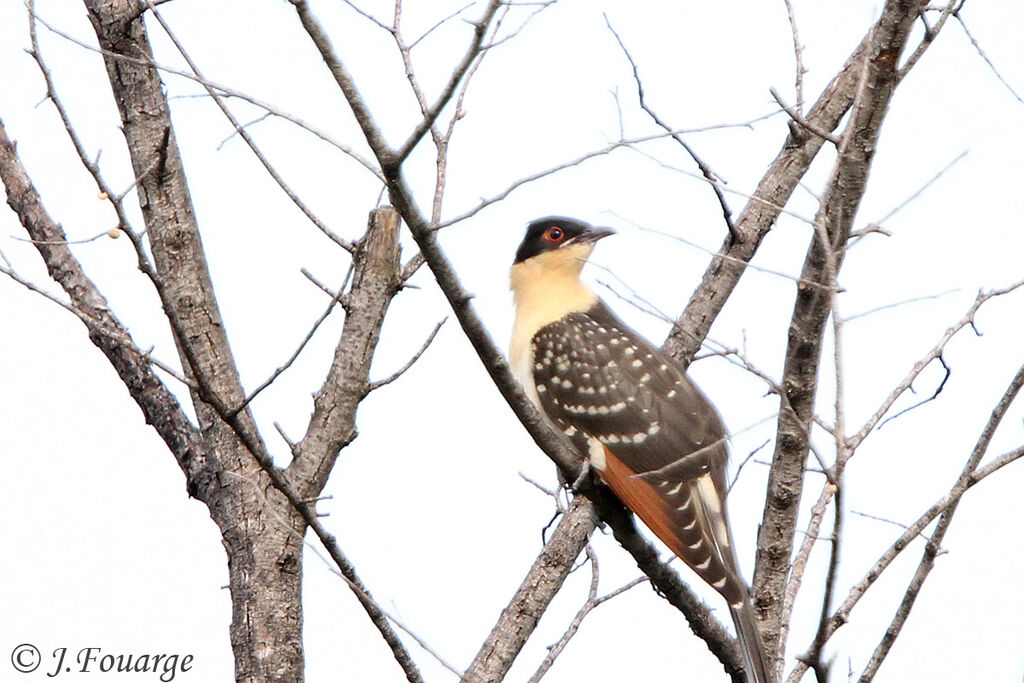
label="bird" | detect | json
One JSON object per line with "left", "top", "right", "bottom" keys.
{"left": 509, "top": 216, "right": 770, "bottom": 683}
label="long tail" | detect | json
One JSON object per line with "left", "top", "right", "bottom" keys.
{"left": 730, "top": 596, "right": 771, "bottom": 683}
{"left": 598, "top": 452, "right": 773, "bottom": 681}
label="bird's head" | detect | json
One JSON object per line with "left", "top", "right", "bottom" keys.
{"left": 509, "top": 216, "right": 615, "bottom": 303}
{"left": 512, "top": 217, "right": 615, "bottom": 266}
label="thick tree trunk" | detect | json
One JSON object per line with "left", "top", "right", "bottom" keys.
{"left": 221, "top": 503, "right": 306, "bottom": 681}
{"left": 82, "top": 2, "right": 309, "bottom": 679}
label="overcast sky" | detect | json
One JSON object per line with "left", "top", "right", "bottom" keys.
{"left": 2, "top": 1, "right": 1023, "bottom": 681}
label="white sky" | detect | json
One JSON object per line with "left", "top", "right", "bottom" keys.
{"left": 2, "top": 1, "right": 1023, "bottom": 681}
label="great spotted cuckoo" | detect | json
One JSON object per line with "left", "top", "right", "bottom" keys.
{"left": 509, "top": 216, "right": 769, "bottom": 683}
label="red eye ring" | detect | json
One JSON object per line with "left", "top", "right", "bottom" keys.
{"left": 545, "top": 226, "right": 564, "bottom": 242}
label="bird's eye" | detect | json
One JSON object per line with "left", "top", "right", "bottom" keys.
{"left": 544, "top": 226, "right": 564, "bottom": 242}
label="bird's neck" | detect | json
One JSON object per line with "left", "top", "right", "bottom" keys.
{"left": 509, "top": 247, "right": 598, "bottom": 375}
{"left": 510, "top": 249, "right": 598, "bottom": 334}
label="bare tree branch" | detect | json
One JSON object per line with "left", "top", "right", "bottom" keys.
{"left": 0, "top": 116, "right": 220, "bottom": 502}
{"left": 769, "top": 88, "right": 841, "bottom": 145}
{"left": 232, "top": 270, "right": 350, "bottom": 414}
{"left": 31, "top": 9, "right": 382, "bottom": 182}
{"left": 954, "top": 12, "right": 1024, "bottom": 104}
{"left": 463, "top": 496, "right": 598, "bottom": 683}
{"left": 849, "top": 281, "right": 1024, "bottom": 449}
{"left": 527, "top": 546, "right": 648, "bottom": 683}
{"left": 858, "top": 149, "right": 968, "bottom": 236}
{"left": 778, "top": 482, "right": 836, "bottom": 676}
{"left": 858, "top": 362, "right": 1024, "bottom": 681}
{"left": 368, "top": 318, "right": 446, "bottom": 392}
{"left": 289, "top": 0, "right": 502, "bottom": 169}
{"left": 784, "top": 413, "right": 1024, "bottom": 682}
{"left": 26, "top": 1, "right": 141, "bottom": 240}
{"left": 752, "top": 3, "right": 929, "bottom": 665}
{"left": 290, "top": 208, "right": 402, "bottom": 495}
{"left": 781, "top": 0, "right": 807, "bottom": 112}
{"left": 142, "top": 0, "right": 356, "bottom": 252}
{"left": 393, "top": 0, "right": 502, "bottom": 162}
{"left": 658, "top": 0, "right": 956, "bottom": 365}
{"left": 605, "top": 15, "right": 737, "bottom": 239}
{"left": 897, "top": 1, "right": 958, "bottom": 81}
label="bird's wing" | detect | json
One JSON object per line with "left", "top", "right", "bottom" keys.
{"left": 530, "top": 301, "right": 745, "bottom": 604}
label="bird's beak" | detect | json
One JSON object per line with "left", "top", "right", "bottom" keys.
{"left": 568, "top": 227, "right": 615, "bottom": 245}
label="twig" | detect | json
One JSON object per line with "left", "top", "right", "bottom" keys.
{"left": 368, "top": 317, "right": 446, "bottom": 391}
{"left": 528, "top": 546, "right": 647, "bottom": 683}
{"left": 231, "top": 270, "right": 351, "bottom": 415}
{"left": 779, "top": 481, "right": 836, "bottom": 679}
{"left": 850, "top": 510, "right": 934, "bottom": 544}
{"left": 301, "top": 267, "right": 339, "bottom": 297}
{"left": 858, "top": 363, "right": 1024, "bottom": 681}
{"left": 605, "top": 15, "right": 737, "bottom": 240}
{"left": 519, "top": 472, "right": 558, "bottom": 499}
{"left": 859, "top": 149, "right": 968, "bottom": 234}
{"left": 142, "top": 1, "right": 356, "bottom": 252}
{"left": 336, "top": 0, "right": 390, "bottom": 31}
{"left": 11, "top": 228, "right": 115, "bottom": 245}
{"left": 897, "top": 0, "right": 958, "bottom": 80}
{"left": 27, "top": 2, "right": 138, "bottom": 238}
{"left": 409, "top": 2, "right": 475, "bottom": 49}
{"left": 850, "top": 280, "right": 1024, "bottom": 449}
{"left": 729, "top": 440, "right": 772, "bottom": 493}
{"left": 843, "top": 290, "right": 957, "bottom": 323}
{"left": 434, "top": 122, "right": 775, "bottom": 230}
{"left": 954, "top": 13, "right": 1024, "bottom": 105}
{"left": 216, "top": 112, "right": 270, "bottom": 150}
{"left": 782, "top": 0, "right": 806, "bottom": 112}
{"left": 770, "top": 88, "right": 841, "bottom": 145}
{"left": 462, "top": 496, "right": 598, "bottom": 683}
{"left": 30, "top": 10, "right": 381, "bottom": 181}
{"left": 877, "top": 354, "right": 950, "bottom": 429}
{"left": 274, "top": 422, "right": 297, "bottom": 451}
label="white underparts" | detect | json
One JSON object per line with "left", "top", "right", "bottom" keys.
{"left": 586, "top": 436, "right": 607, "bottom": 470}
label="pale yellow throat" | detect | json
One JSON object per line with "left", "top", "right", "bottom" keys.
{"left": 508, "top": 243, "right": 598, "bottom": 404}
